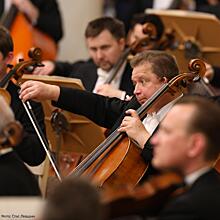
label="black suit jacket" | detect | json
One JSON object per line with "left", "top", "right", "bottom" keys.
{"left": 0, "top": 151, "right": 41, "bottom": 196}
{"left": 210, "top": 67, "right": 220, "bottom": 88}
{"left": 52, "top": 87, "right": 154, "bottom": 163}
{"left": 54, "top": 59, "right": 134, "bottom": 96}
{"left": 0, "top": 0, "right": 63, "bottom": 42}
{"left": 8, "top": 81, "right": 46, "bottom": 166}
{"left": 156, "top": 169, "right": 220, "bottom": 220}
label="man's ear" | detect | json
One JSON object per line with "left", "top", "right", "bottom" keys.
{"left": 5, "top": 52, "right": 14, "bottom": 64}
{"left": 187, "top": 133, "right": 206, "bottom": 158}
{"left": 161, "top": 76, "right": 168, "bottom": 83}
{"left": 118, "top": 38, "right": 126, "bottom": 50}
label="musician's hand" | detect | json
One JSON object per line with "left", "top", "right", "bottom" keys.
{"left": 96, "top": 84, "right": 125, "bottom": 100}
{"left": 19, "top": 80, "right": 60, "bottom": 102}
{"left": 204, "top": 62, "right": 214, "bottom": 82}
{"left": 118, "top": 109, "right": 150, "bottom": 149}
{"left": 12, "top": 0, "right": 39, "bottom": 25}
{"left": 33, "top": 61, "right": 55, "bottom": 75}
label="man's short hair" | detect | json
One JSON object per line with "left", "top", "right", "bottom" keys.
{"left": 130, "top": 50, "right": 179, "bottom": 80}
{"left": 0, "top": 26, "right": 13, "bottom": 58}
{"left": 42, "top": 177, "right": 104, "bottom": 220}
{"left": 176, "top": 95, "right": 220, "bottom": 161}
{"left": 85, "top": 17, "right": 125, "bottom": 40}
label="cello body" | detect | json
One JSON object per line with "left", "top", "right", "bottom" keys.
{"left": 82, "top": 136, "right": 148, "bottom": 188}
{"left": 2, "top": 5, "right": 57, "bottom": 61}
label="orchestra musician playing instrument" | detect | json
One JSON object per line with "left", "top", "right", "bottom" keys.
{"left": 144, "top": 96, "right": 220, "bottom": 219}
{"left": 33, "top": 17, "right": 134, "bottom": 100}
{"left": 0, "top": 26, "right": 46, "bottom": 166}
{"left": 0, "top": 0, "right": 63, "bottom": 43}
{"left": 19, "top": 50, "right": 181, "bottom": 166}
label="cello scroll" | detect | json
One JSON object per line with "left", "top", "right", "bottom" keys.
{"left": 0, "top": 47, "right": 43, "bottom": 88}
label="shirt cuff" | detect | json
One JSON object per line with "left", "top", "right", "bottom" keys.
{"left": 120, "top": 91, "right": 126, "bottom": 100}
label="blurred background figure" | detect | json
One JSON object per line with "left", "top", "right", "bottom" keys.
{"left": 127, "top": 13, "right": 164, "bottom": 47}
{"left": 195, "top": 0, "right": 220, "bottom": 19}
{"left": 103, "top": 0, "right": 195, "bottom": 33}
{"left": 41, "top": 177, "right": 105, "bottom": 220}
{"left": 0, "top": 0, "right": 63, "bottom": 44}
{"left": 0, "top": 0, "right": 63, "bottom": 61}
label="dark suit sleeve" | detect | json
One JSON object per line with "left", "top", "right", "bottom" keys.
{"left": 14, "top": 100, "right": 46, "bottom": 166}
{"left": 8, "top": 82, "right": 46, "bottom": 166}
{"left": 141, "top": 140, "right": 153, "bottom": 163}
{"left": 53, "top": 60, "right": 87, "bottom": 77}
{"left": 156, "top": 201, "right": 196, "bottom": 220}
{"left": 52, "top": 87, "right": 128, "bottom": 129}
{"left": 210, "top": 66, "right": 220, "bottom": 88}
{"left": 32, "top": 0, "right": 63, "bottom": 42}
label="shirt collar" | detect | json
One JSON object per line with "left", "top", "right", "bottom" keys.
{"left": 185, "top": 166, "right": 211, "bottom": 186}
{"left": 0, "top": 147, "right": 13, "bottom": 156}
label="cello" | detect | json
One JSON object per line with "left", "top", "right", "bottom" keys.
{"left": 69, "top": 59, "right": 206, "bottom": 188}
{"left": 1, "top": 4, "right": 57, "bottom": 61}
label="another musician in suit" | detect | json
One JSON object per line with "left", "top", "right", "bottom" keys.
{"left": 204, "top": 64, "right": 220, "bottom": 88}
{"left": 0, "top": 0, "right": 63, "bottom": 43}
{"left": 20, "top": 50, "right": 181, "bottom": 163}
{"left": 147, "top": 96, "right": 220, "bottom": 220}
{"left": 0, "top": 96, "right": 41, "bottom": 196}
{"left": 0, "top": 26, "right": 46, "bottom": 166}
{"left": 33, "top": 17, "right": 134, "bottom": 99}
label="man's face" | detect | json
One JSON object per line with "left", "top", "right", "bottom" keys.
{"left": 132, "top": 62, "right": 165, "bottom": 105}
{"left": 151, "top": 104, "right": 194, "bottom": 173}
{"left": 86, "top": 30, "right": 125, "bottom": 72}
{"left": 127, "top": 24, "right": 146, "bottom": 46}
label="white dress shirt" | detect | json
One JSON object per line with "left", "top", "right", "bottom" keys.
{"left": 185, "top": 166, "right": 211, "bottom": 186}
{"left": 4, "top": 0, "right": 12, "bottom": 12}
{"left": 142, "top": 97, "right": 181, "bottom": 135}
{"left": 93, "top": 61, "right": 127, "bottom": 99}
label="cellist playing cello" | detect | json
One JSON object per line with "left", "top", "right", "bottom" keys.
{"left": 19, "top": 50, "right": 181, "bottom": 174}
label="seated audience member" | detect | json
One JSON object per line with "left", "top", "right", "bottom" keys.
{"left": 146, "top": 96, "right": 220, "bottom": 219}
{"left": 0, "top": 96, "right": 41, "bottom": 196}
{"left": 33, "top": 17, "right": 134, "bottom": 100}
{"left": 41, "top": 177, "right": 104, "bottom": 220}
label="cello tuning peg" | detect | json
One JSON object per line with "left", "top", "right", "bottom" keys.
{"left": 7, "top": 64, "right": 13, "bottom": 69}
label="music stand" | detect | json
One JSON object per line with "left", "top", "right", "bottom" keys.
{"left": 21, "top": 74, "right": 105, "bottom": 156}
{"left": 145, "top": 9, "right": 220, "bottom": 72}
